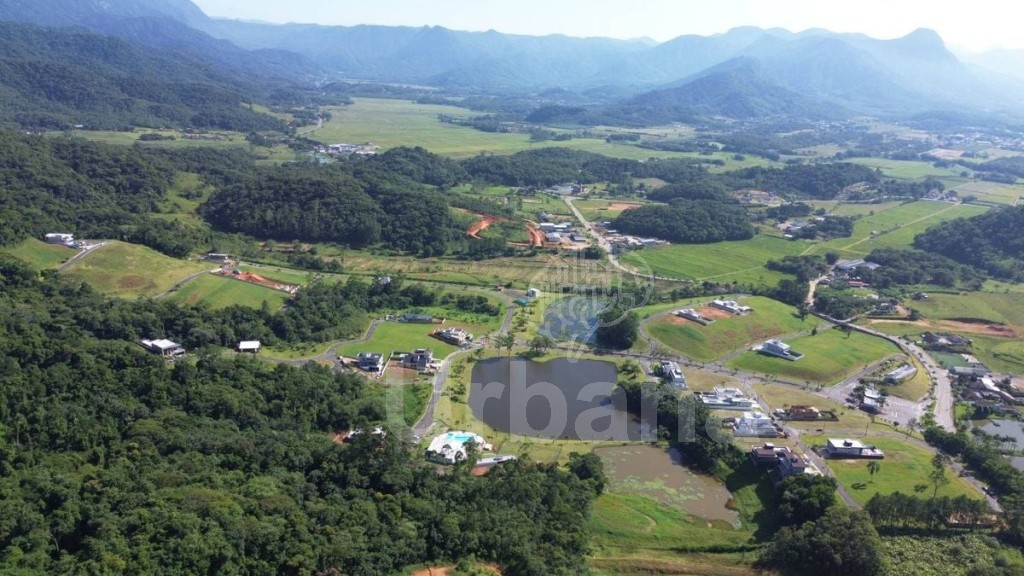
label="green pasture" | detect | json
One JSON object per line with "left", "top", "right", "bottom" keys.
{"left": 846, "top": 157, "right": 969, "bottom": 180}
{"left": 61, "top": 241, "right": 211, "bottom": 298}
{"left": 907, "top": 292, "right": 1024, "bottom": 326}
{"left": 621, "top": 235, "right": 806, "bottom": 285}
{"left": 164, "top": 273, "right": 289, "bottom": 311}
{"left": 645, "top": 297, "right": 815, "bottom": 362}
{"left": 726, "top": 327, "right": 901, "bottom": 384}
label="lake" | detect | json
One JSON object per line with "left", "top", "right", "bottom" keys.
{"left": 469, "top": 357, "right": 655, "bottom": 440}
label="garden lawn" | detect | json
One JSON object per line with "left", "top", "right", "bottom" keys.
{"left": 801, "top": 435, "right": 983, "bottom": 506}
{"left": 726, "top": 327, "right": 902, "bottom": 384}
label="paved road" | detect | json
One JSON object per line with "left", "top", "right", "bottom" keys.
{"left": 58, "top": 241, "right": 108, "bottom": 272}
{"left": 412, "top": 346, "right": 478, "bottom": 438}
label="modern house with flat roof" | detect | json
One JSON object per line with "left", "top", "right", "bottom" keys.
{"left": 139, "top": 338, "right": 185, "bottom": 357}
{"left": 823, "top": 438, "right": 884, "bottom": 459}
{"left": 659, "top": 361, "right": 687, "bottom": 387}
{"left": 356, "top": 352, "right": 385, "bottom": 372}
{"left": 433, "top": 327, "right": 472, "bottom": 346}
{"left": 45, "top": 233, "right": 75, "bottom": 246}
{"left": 676, "top": 308, "right": 713, "bottom": 325}
{"left": 755, "top": 339, "right": 803, "bottom": 361}
{"left": 711, "top": 299, "right": 752, "bottom": 315}
{"left": 733, "top": 411, "right": 777, "bottom": 438}
{"left": 700, "top": 387, "right": 757, "bottom": 410}
{"left": 399, "top": 312, "right": 437, "bottom": 324}
{"left": 403, "top": 348, "right": 435, "bottom": 371}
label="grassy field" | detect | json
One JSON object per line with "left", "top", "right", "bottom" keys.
{"left": 801, "top": 435, "right": 983, "bottom": 505}
{"left": 879, "top": 534, "right": 1024, "bottom": 576}
{"left": 828, "top": 201, "right": 902, "bottom": 217}
{"left": 310, "top": 98, "right": 776, "bottom": 162}
{"left": 334, "top": 321, "right": 462, "bottom": 359}
{"left": 61, "top": 241, "right": 211, "bottom": 298}
{"left": 573, "top": 198, "right": 647, "bottom": 221}
{"left": 154, "top": 172, "right": 215, "bottom": 225}
{"left": 645, "top": 297, "right": 817, "bottom": 362}
{"left": 807, "top": 201, "right": 988, "bottom": 258}
{"left": 908, "top": 292, "right": 1024, "bottom": 326}
{"left": 164, "top": 273, "right": 290, "bottom": 311}
{"left": 727, "top": 327, "right": 901, "bottom": 384}
{"left": 969, "top": 335, "right": 1024, "bottom": 374}
{"left": 620, "top": 235, "right": 806, "bottom": 284}
{"left": 846, "top": 157, "right": 970, "bottom": 180}
{"left": 2, "top": 238, "right": 77, "bottom": 270}
{"left": 952, "top": 180, "right": 1024, "bottom": 205}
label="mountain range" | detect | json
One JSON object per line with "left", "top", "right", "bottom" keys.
{"left": 2, "top": 0, "right": 1024, "bottom": 126}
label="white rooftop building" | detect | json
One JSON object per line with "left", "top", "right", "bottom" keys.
{"left": 426, "top": 431, "right": 493, "bottom": 464}
{"left": 139, "top": 338, "right": 185, "bottom": 357}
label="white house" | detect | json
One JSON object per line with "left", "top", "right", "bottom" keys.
{"left": 237, "top": 340, "right": 261, "bottom": 353}
{"left": 756, "top": 339, "right": 803, "bottom": 361}
{"left": 824, "top": 438, "right": 884, "bottom": 459}
{"left": 711, "top": 299, "right": 752, "bottom": 315}
{"left": 526, "top": 288, "right": 541, "bottom": 298}
{"left": 44, "top": 233, "right": 75, "bottom": 246}
{"left": 426, "top": 431, "right": 493, "bottom": 464}
{"left": 885, "top": 364, "right": 917, "bottom": 383}
{"left": 139, "top": 338, "right": 185, "bottom": 357}
{"left": 659, "top": 361, "right": 687, "bottom": 387}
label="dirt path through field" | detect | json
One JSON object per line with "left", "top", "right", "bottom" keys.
{"left": 467, "top": 214, "right": 496, "bottom": 239}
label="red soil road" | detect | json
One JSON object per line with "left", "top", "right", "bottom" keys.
{"left": 525, "top": 222, "right": 544, "bottom": 247}
{"left": 467, "top": 214, "right": 497, "bottom": 239}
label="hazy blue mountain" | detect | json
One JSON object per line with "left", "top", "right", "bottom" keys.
{"left": 0, "top": 0, "right": 317, "bottom": 82}
{"left": 0, "top": 21, "right": 285, "bottom": 130}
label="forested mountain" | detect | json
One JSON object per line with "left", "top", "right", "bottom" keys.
{"left": 914, "top": 205, "right": 1024, "bottom": 281}
{"left": 4, "top": 0, "right": 1024, "bottom": 124}
{"left": 0, "top": 22, "right": 289, "bottom": 130}
{"left": 0, "top": 259, "right": 601, "bottom": 574}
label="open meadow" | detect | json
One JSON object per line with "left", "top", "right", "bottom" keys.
{"left": 846, "top": 157, "right": 970, "bottom": 181}
{"left": 310, "top": 98, "right": 778, "bottom": 163}
{"left": 164, "top": 273, "right": 290, "bottom": 311}
{"left": 726, "top": 327, "right": 902, "bottom": 384}
{"left": 807, "top": 201, "right": 988, "bottom": 258}
{"left": 60, "top": 241, "right": 212, "bottom": 298}
{"left": 645, "top": 296, "right": 816, "bottom": 362}
{"left": 620, "top": 234, "right": 806, "bottom": 284}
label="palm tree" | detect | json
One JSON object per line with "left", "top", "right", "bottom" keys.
{"left": 867, "top": 461, "right": 881, "bottom": 483}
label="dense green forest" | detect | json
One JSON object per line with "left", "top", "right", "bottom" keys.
{"left": 0, "top": 22, "right": 286, "bottom": 131}
{"left": 201, "top": 149, "right": 462, "bottom": 255}
{"left": 0, "top": 258, "right": 598, "bottom": 574}
{"left": 913, "top": 206, "right": 1024, "bottom": 281}
{"left": 611, "top": 199, "right": 755, "bottom": 243}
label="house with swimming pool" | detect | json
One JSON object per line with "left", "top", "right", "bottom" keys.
{"left": 426, "top": 431, "right": 493, "bottom": 464}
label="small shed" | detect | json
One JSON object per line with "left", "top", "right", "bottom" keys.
{"left": 237, "top": 340, "right": 262, "bottom": 353}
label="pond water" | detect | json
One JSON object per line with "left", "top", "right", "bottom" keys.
{"left": 538, "top": 296, "right": 609, "bottom": 343}
{"left": 469, "top": 357, "right": 655, "bottom": 440}
{"left": 595, "top": 444, "right": 740, "bottom": 527}
{"left": 981, "top": 420, "right": 1024, "bottom": 450}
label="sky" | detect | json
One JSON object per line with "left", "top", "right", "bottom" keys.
{"left": 190, "top": 0, "right": 1018, "bottom": 53}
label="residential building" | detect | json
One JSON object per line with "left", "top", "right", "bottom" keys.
{"left": 756, "top": 339, "right": 803, "bottom": 361}
{"left": 676, "top": 308, "right": 712, "bottom": 325}
{"left": 699, "top": 387, "right": 757, "bottom": 410}
{"left": 711, "top": 299, "right": 753, "bottom": 315}
{"left": 203, "top": 253, "right": 231, "bottom": 263}
{"left": 787, "top": 406, "right": 821, "bottom": 420}
{"left": 823, "top": 438, "right": 884, "bottom": 459}
{"left": 886, "top": 364, "right": 918, "bottom": 383}
{"left": 526, "top": 288, "right": 541, "bottom": 298}
{"left": 659, "top": 361, "right": 687, "bottom": 387}
{"left": 237, "top": 340, "right": 261, "bottom": 353}
{"left": 44, "top": 233, "right": 75, "bottom": 245}
{"left": 356, "top": 352, "right": 385, "bottom": 372}
{"left": 403, "top": 348, "right": 435, "bottom": 371}
{"left": 426, "top": 431, "right": 493, "bottom": 464}
{"left": 734, "top": 411, "right": 777, "bottom": 437}
{"left": 139, "top": 338, "right": 185, "bottom": 357}
{"left": 545, "top": 232, "right": 562, "bottom": 243}
{"left": 434, "top": 327, "right": 472, "bottom": 346}
{"left": 399, "top": 312, "right": 436, "bottom": 324}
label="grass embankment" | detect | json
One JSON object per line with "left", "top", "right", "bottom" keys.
{"left": 61, "top": 241, "right": 211, "bottom": 298}
{"left": 727, "top": 327, "right": 901, "bottom": 384}
{"left": 2, "top": 238, "right": 77, "bottom": 270}
{"left": 645, "top": 296, "right": 816, "bottom": 362}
